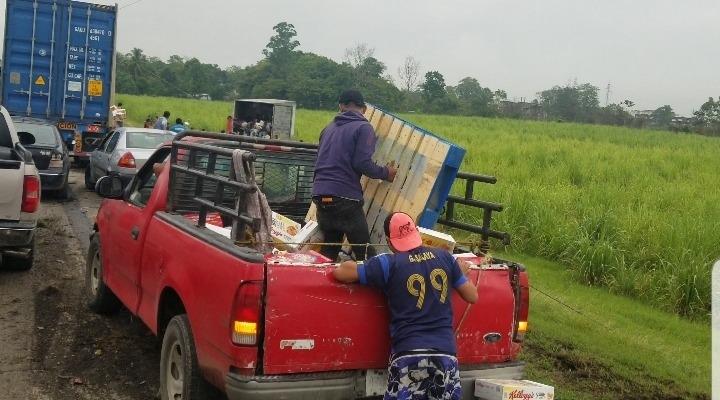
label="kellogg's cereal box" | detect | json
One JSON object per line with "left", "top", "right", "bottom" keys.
{"left": 474, "top": 379, "right": 554, "bottom": 400}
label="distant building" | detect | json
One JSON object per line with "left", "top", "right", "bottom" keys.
{"left": 499, "top": 100, "right": 545, "bottom": 120}
{"left": 633, "top": 110, "right": 654, "bottom": 119}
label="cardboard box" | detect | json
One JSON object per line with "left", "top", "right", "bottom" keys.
{"left": 271, "top": 213, "right": 321, "bottom": 251}
{"left": 474, "top": 379, "right": 554, "bottom": 400}
{"left": 417, "top": 227, "right": 456, "bottom": 252}
{"left": 271, "top": 212, "right": 302, "bottom": 250}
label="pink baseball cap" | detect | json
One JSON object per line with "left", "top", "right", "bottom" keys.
{"left": 384, "top": 212, "right": 423, "bottom": 252}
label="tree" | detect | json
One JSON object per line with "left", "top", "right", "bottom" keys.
{"left": 539, "top": 82, "right": 600, "bottom": 122}
{"left": 397, "top": 56, "right": 421, "bottom": 92}
{"left": 343, "top": 43, "right": 374, "bottom": 69}
{"left": 421, "top": 71, "right": 447, "bottom": 102}
{"left": 455, "top": 77, "right": 495, "bottom": 116}
{"left": 262, "top": 22, "right": 300, "bottom": 60}
{"left": 420, "top": 71, "right": 458, "bottom": 113}
{"left": 650, "top": 105, "right": 674, "bottom": 128}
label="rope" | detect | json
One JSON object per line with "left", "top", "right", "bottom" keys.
{"left": 529, "top": 284, "right": 584, "bottom": 315}
{"left": 454, "top": 265, "right": 483, "bottom": 334}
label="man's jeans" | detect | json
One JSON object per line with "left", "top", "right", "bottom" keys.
{"left": 313, "top": 196, "right": 377, "bottom": 261}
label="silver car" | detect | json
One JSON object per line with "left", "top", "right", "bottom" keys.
{"left": 85, "top": 127, "right": 174, "bottom": 190}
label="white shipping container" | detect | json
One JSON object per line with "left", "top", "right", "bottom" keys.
{"left": 474, "top": 379, "right": 554, "bottom": 400}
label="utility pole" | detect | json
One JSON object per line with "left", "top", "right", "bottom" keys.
{"left": 605, "top": 83, "right": 611, "bottom": 106}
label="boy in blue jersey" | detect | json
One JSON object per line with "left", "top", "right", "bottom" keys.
{"left": 333, "top": 212, "right": 478, "bottom": 400}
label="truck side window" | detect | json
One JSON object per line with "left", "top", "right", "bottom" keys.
{"left": 127, "top": 147, "right": 171, "bottom": 207}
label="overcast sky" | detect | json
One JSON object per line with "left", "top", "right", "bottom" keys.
{"left": 2, "top": 0, "right": 718, "bottom": 115}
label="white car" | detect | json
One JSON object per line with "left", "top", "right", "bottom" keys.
{"left": 0, "top": 106, "right": 41, "bottom": 270}
{"left": 85, "top": 127, "right": 174, "bottom": 190}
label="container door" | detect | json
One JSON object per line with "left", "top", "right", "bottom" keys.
{"left": 2, "top": 0, "right": 64, "bottom": 118}
{"left": 58, "top": 1, "right": 115, "bottom": 124}
{"left": 271, "top": 105, "right": 293, "bottom": 139}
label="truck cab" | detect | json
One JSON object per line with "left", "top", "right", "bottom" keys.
{"left": 0, "top": 105, "right": 41, "bottom": 270}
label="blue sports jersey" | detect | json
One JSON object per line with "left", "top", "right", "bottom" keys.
{"left": 357, "top": 246, "right": 469, "bottom": 355}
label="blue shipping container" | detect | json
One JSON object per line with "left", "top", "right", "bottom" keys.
{"left": 1, "top": 0, "right": 117, "bottom": 154}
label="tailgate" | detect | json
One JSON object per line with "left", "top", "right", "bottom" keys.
{"left": 0, "top": 159, "right": 24, "bottom": 220}
{"left": 262, "top": 264, "right": 517, "bottom": 374}
{"left": 263, "top": 265, "right": 390, "bottom": 374}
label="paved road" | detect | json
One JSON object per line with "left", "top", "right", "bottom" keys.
{"left": 0, "top": 169, "right": 158, "bottom": 400}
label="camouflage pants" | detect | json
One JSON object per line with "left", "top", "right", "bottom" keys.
{"left": 384, "top": 353, "right": 461, "bottom": 400}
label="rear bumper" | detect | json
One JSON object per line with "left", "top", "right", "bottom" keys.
{"left": 39, "top": 170, "right": 67, "bottom": 191}
{"left": 225, "top": 361, "right": 524, "bottom": 400}
{"left": 0, "top": 221, "right": 36, "bottom": 248}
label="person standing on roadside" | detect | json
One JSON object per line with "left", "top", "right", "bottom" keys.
{"left": 169, "top": 118, "right": 186, "bottom": 134}
{"left": 226, "top": 116, "right": 235, "bottom": 134}
{"left": 332, "top": 212, "right": 478, "bottom": 400}
{"left": 312, "top": 89, "right": 397, "bottom": 261}
{"left": 154, "top": 111, "right": 170, "bottom": 130}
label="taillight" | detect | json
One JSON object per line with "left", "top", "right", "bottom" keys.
{"left": 22, "top": 175, "right": 40, "bottom": 213}
{"left": 117, "top": 152, "right": 136, "bottom": 168}
{"left": 231, "top": 281, "right": 263, "bottom": 346}
{"left": 514, "top": 270, "right": 530, "bottom": 342}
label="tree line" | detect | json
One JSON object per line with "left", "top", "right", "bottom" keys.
{"left": 116, "top": 22, "right": 720, "bottom": 136}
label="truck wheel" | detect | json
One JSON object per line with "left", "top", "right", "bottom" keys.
{"left": 3, "top": 237, "right": 35, "bottom": 271}
{"left": 85, "top": 233, "right": 120, "bottom": 314}
{"left": 160, "top": 315, "right": 216, "bottom": 400}
{"left": 84, "top": 166, "right": 95, "bottom": 191}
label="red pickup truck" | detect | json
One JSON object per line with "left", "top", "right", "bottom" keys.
{"left": 86, "top": 132, "right": 529, "bottom": 400}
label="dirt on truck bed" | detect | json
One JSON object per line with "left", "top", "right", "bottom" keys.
{"left": 0, "top": 169, "right": 159, "bottom": 400}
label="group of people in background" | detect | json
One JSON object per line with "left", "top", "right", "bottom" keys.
{"left": 144, "top": 111, "right": 188, "bottom": 134}
{"left": 224, "top": 115, "right": 273, "bottom": 138}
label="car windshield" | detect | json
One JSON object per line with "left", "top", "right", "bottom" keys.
{"left": 125, "top": 131, "right": 174, "bottom": 149}
{"left": 13, "top": 122, "right": 58, "bottom": 146}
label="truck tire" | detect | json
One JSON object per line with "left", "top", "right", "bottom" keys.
{"left": 3, "top": 236, "right": 35, "bottom": 271}
{"left": 85, "top": 166, "right": 95, "bottom": 191}
{"left": 160, "top": 314, "right": 218, "bottom": 400}
{"left": 85, "top": 233, "right": 121, "bottom": 314}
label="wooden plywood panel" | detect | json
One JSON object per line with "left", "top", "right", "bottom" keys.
{"left": 366, "top": 124, "right": 422, "bottom": 246}
{"left": 363, "top": 118, "right": 404, "bottom": 213}
{"left": 402, "top": 139, "right": 450, "bottom": 220}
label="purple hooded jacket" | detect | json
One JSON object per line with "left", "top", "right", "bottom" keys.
{"left": 312, "top": 111, "right": 389, "bottom": 200}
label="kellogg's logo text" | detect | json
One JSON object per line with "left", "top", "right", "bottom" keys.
{"left": 509, "top": 390, "right": 534, "bottom": 400}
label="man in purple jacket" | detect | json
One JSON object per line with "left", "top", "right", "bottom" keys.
{"left": 312, "top": 90, "right": 397, "bottom": 261}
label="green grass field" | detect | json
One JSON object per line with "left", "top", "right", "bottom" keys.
{"left": 117, "top": 94, "right": 712, "bottom": 398}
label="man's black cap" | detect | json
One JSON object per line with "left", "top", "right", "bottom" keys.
{"left": 338, "top": 89, "right": 365, "bottom": 107}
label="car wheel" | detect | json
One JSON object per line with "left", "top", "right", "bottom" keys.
{"left": 160, "top": 315, "right": 217, "bottom": 400}
{"left": 3, "top": 236, "right": 35, "bottom": 271}
{"left": 84, "top": 166, "right": 96, "bottom": 191}
{"left": 85, "top": 233, "right": 121, "bottom": 314}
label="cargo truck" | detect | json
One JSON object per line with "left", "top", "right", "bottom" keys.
{"left": 1, "top": 0, "right": 118, "bottom": 163}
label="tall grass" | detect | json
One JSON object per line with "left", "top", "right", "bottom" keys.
{"left": 118, "top": 94, "right": 719, "bottom": 319}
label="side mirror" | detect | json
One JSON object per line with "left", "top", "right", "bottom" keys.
{"left": 95, "top": 175, "right": 124, "bottom": 199}
{"left": 17, "top": 131, "right": 36, "bottom": 146}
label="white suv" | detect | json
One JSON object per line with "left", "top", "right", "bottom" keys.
{"left": 0, "top": 105, "right": 41, "bottom": 270}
